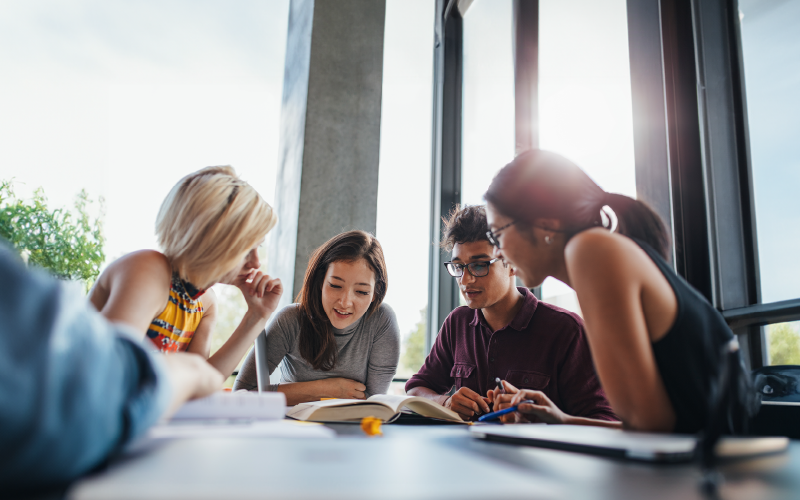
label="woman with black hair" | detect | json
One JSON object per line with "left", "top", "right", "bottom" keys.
{"left": 487, "top": 149, "right": 757, "bottom": 433}
{"left": 233, "top": 230, "right": 400, "bottom": 405}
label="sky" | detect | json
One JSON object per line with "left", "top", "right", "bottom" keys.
{"left": 0, "top": 0, "right": 289, "bottom": 263}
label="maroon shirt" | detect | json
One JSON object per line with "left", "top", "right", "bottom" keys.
{"left": 406, "top": 287, "right": 616, "bottom": 421}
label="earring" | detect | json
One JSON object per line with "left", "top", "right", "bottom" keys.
{"left": 544, "top": 235, "right": 552, "bottom": 245}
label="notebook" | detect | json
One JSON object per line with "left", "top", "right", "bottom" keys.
{"left": 469, "top": 424, "right": 789, "bottom": 463}
{"left": 170, "top": 391, "right": 287, "bottom": 421}
{"left": 286, "top": 394, "right": 465, "bottom": 423}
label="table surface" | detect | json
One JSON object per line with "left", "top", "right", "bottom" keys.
{"left": 67, "top": 423, "right": 800, "bottom": 500}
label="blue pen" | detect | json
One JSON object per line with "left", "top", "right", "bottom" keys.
{"left": 477, "top": 400, "right": 535, "bottom": 422}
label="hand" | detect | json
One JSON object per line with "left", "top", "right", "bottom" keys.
{"left": 444, "top": 387, "right": 491, "bottom": 421}
{"left": 494, "top": 381, "right": 569, "bottom": 424}
{"left": 234, "top": 270, "right": 283, "bottom": 320}
{"left": 490, "top": 380, "right": 520, "bottom": 423}
{"left": 321, "top": 377, "right": 367, "bottom": 400}
{"left": 161, "top": 352, "right": 225, "bottom": 418}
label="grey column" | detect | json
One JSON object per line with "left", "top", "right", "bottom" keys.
{"left": 269, "top": 0, "right": 386, "bottom": 306}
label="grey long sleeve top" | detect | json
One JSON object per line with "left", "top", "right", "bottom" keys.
{"left": 233, "top": 303, "right": 401, "bottom": 397}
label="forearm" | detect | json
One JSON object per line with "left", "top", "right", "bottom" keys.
{"left": 207, "top": 311, "right": 268, "bottom": 378}
{"left": 406, "top": 386, "right": 449, "bottom": 406}
{"left": 277, "top": 380, "right": 334, "bottom": 406}
{"left": 564, "top": 415, "right": 623, "bottom": 428}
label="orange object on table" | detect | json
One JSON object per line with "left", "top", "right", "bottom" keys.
{"left": 360, "top": 416, "right": 383, "bottom": 437}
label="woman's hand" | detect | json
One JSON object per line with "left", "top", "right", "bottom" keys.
{"left": 492, "top": 381, "right": 570, "bottom": 424}
{"left": 235, "top": 270, "right": 283, "bottom": 320}
{"left": 321, "top": 377, "right": 367, "bottom": 400}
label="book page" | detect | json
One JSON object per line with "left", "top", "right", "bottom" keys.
{"left": 368, "top": 394, "right": 463, "bottom": 422}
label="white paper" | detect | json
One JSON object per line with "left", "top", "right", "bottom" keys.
{"left": 170, "top": 391, "right": 287, "bottom": 421}
{"left": 148, "top": 420, "right": 336, "bottom": 439}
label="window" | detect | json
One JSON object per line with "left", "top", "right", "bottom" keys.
{"left": 538, "top": 0, "right": 636, "bottom": 315}
{"left": 0, "top": 0, "right": 290, "bottom": 382}
{"left": 739, "top": 1, "right": 800, "bottom": 305}
{"left": 739, "top": 0, "right": 800, "bottom": 365}
{"left": 460, "top": 0, "right": 515, "bottom": 208}
{"left": 376, "top": 0, "right": 435, "bottom": 393}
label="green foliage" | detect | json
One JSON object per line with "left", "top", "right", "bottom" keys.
{"left": 400, "top": 307, "right": 427, "bottom": 377}
{"left": 209, "top": 284, "right": 249, "bottom": 356}
{"left": 768, "top": 322, "right": 800, "bottom": 366}
{"left": 0, "top": 180, "right": 105, "bottom": 291}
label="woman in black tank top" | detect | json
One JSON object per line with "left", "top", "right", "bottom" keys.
{"left": 484, "top": 150, "right": 757, "bottom": 433}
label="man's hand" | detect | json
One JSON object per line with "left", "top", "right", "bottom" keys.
{"left": 161, "top": 352, "right": 225, "bottom": 419}
{"left": 234, "top": 270, "right": 283, "bottom": 320}
{"left": 321, "top": 377, "right": 367, "bottom": 400}
{"left": 444, "top": 387, "right": 491, "bottom": 421}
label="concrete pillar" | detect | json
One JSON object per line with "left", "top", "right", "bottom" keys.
{"left": 269, "top": 0, "right": 386, "bottom": 306}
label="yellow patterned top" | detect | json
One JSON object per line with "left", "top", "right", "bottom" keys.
{"left": 145, "top": 273, "right": 205, "bottom": 353}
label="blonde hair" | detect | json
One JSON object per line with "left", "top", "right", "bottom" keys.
{"left": 155, "top": 166, "right": 277, "bottom": 288}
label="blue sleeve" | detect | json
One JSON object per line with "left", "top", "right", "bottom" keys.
{"left": 0, "top": 245, "right": 171, "bottom": 492}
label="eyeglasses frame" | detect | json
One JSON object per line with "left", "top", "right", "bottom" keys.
{"left": 443, "top": 258, "right": 501, "bottom": 278}
{"left": 485, "top": 221, "right": 516, "bottom": 249}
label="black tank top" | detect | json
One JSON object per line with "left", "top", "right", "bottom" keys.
{"left": 633, "top": 238, "right": 756, "bottom": 434}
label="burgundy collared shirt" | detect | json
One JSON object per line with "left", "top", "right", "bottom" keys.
{"left": 406, "top": 287, "right": 617, "bottom": 421}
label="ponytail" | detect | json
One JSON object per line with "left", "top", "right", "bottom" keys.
{"left": 485, "top": 149, "right": 671, "bottom": 261}
{"left": 603, "top": 193, "right": 671, "bottom": 261}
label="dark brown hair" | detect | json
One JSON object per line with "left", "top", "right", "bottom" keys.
{"left": 440, "top": 204, "right": 490, "bottom": 252}
{"left": 295, "top": 230, "right": 388, "bottom": 371}
{"left": 484, "top": 149, "right": 670, "bottom": 260}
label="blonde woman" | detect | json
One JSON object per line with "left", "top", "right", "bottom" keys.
{"left": 90, "top": 166, "right": 282, "bottom": 378}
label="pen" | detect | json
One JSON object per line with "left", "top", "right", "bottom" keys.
{"left": 477, "top": 400, "right": 535, "bottom": 422}
{"left": 495, "top": 377, "right": 505, "bottom": 394}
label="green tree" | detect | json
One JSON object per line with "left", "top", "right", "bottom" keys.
{"left": 768, "top": 322, "right": 800, "bottom": 365}
{"left": 0, "top": 180, "right": 105, "bottom": 291}
{"left": 400, "top": 307, "right": 427, "bottom": 377}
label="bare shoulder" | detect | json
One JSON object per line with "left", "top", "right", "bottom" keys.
{"left": 200, "top": 286, "right": 217, "bottom": 310}
{"left": 105, "top": 250, "right": 172, "bottom": 291}
{"left": 565, "top": 228, "right": 644, "bottom": 278}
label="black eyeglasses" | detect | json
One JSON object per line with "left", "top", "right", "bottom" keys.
{"left": 443, "top": 258, "right": 500, "bottom": 278}
{"left": 486, "top": 221, "right": 515, "bottom": 249}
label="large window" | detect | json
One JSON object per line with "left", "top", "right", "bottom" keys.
{"left": 376, "top": 0, "right": 435, "bottom": 392}
{"left": 739, "top": 0, "right": 800, "bottom": 364}
{"left": 740, "top": 1, "right": 800, "bottom": 305}
{"left": 460, "top": 0, "right": 515, "bottom": 208}
{"left": 0, "top": 0, "right": 289, "bottom": 381}
{"left": 538, "top": 0, "right": 636, "bottom": 315}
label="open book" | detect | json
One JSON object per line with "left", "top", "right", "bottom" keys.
{"left": 286, "top": 394, "right": 465, "bottom": 423}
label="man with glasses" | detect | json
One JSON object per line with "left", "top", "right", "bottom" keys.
{"left": 406, "top": 205, "right": 616, "bottom": 423}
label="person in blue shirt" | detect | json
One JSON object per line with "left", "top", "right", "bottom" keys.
{"left": 0, "top": 243, "right": 223, "bottom": 494}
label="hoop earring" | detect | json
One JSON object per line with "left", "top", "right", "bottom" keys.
{"left": 544, "top": 235, "right": 552, "bottom": 245}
